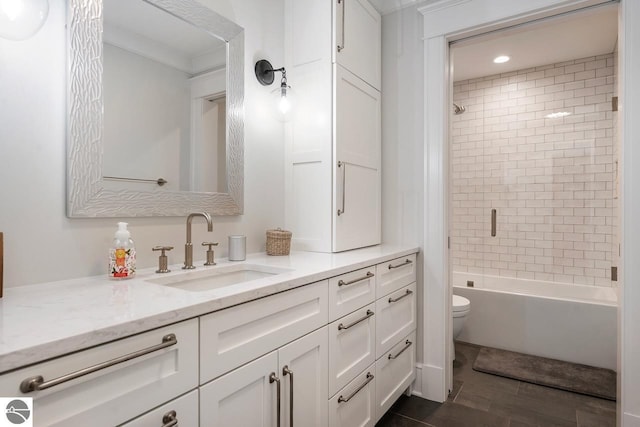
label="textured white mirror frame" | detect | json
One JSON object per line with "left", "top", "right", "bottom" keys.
{"left": 66, "top": 0, "right": 244, "bottom": 217}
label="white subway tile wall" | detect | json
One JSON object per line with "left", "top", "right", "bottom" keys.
{"left": 451, "top": 54, "right": 618, "bottom": 287}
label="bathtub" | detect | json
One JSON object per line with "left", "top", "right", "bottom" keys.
{"left": 453, "top": 272, "right": 618, "bottom": 370}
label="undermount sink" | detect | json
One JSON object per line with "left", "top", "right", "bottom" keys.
{"left": 147, "top": 263, "right": 294, "bottom": 292}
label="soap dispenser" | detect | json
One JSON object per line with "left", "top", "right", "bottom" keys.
{"left": 109, "top": 222, "right": 136, "bottom": 279}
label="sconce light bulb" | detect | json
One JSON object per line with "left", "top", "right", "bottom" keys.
{"left": 279, "top": 93, "right": 291, "bottom": 115}
{"left": 0, "top": 0, "right": 49, "bottom": 41}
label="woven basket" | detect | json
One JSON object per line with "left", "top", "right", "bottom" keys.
{"left": 266, "top": 228, "right": 292, "bottom": 256}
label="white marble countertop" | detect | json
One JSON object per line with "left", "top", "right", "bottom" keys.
{"left": 0, "top": 245, "right": 418, "bottom": 374}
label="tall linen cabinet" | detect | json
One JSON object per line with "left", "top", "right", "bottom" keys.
{"left": 284, "top": 0, "right": 381, "bottom": 252}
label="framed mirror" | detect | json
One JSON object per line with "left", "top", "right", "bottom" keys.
{"left": 67, "top": 0, "right": 244, "bottom": 217}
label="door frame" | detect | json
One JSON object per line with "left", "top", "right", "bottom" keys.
{"left": 418, "top": 1, "right": 639, "bottom": 424}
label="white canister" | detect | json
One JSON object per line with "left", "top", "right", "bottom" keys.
{"left": 228, "top": 235, "right": 246, "bottom": 261}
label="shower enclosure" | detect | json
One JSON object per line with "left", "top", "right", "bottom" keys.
{"left": 450, "top": 54, "right": 619, "bottom": 290}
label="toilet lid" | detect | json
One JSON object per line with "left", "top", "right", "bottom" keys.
{"left": 453, "top": 295, "right": 470, "bottom": 312}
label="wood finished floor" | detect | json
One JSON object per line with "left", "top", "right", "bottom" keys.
{"left": 376, "top": 342, "right": 616, "bottom": 427}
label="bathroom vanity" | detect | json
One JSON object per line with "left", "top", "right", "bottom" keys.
{"left": 0, "top": 246, "right": 417, "bottom": 426}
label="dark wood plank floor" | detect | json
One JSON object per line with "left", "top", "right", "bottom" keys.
{"left": 376, "top": 342, "right": 616, "bottom": 427}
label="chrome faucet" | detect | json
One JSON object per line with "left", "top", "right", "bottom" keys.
{"left": 183, "top": 212, "right": 213, "bottom": 269}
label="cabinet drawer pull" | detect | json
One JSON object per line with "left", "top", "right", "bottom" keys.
{"left": 162, "top": 410, "right": 178, "bottom": 427}
{"left": 337, "top": 161, "right": 346, "bottom": 216}
{"left": 270, "top": 372, "right": 281, "bottom": 427}
{"left": 338, "top": 271, "right": 374, "bottom": 287}
{"left": 19, "top": 333, "right": 178, "bottom": 393}
{"left": 337, "top": 0, "right": 345, "bottom": 52}
{"left": 338, "top": 310, "right": 374, "bottom": 330}
{"left": 388, "top": 259, "right": 413, "bottom": 270}
{"left": 283, "top": 366, "right": 294, "bottom": 427}
{"left": 338, "top": 372, "right": 373, "bottom": 404}
{"left": 388, "top": 339, "right": 412, "bottom": 360}
{"left": 388, "top": 289, "right": 412, "bottom": 303}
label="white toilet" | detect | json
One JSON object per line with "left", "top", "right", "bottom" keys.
{"left": 452, "top": 294, "right": 471, "bottom": 360}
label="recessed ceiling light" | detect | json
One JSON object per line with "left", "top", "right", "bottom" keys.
{"left": 493, "top": 55, "right": 510, "bottom": 64}
{"left": 545, "top": 111, "right": 571, "bottom": 119}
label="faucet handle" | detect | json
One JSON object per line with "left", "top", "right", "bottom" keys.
{"left": 152, "top": 246, "right": 174, "bottom": 273}
{"left": 202, "top": 242, "right": 218, "bottom": 266}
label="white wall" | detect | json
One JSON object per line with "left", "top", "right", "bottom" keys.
{"left": 381, "top": 5, "right": 425, "bottom": 361}
{"left": 0, "top": 0, "right": 285, "bottom": 287}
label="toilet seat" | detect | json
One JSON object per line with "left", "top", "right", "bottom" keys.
{"left": 453, "top": 295, "right": 470, "bottom": 318}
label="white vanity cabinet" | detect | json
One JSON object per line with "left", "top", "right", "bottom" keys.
{"left": 327, "top": 255, "right": 417, "bottom": 425}
{"left": 0, "top": 249, "right": 420, "bottom": 426}
{"left": 200, "top": 327, "right": 328, "bottom": 427}
{"left": 0, "top": 319, "right": 198, "bottom": 427}
{"left": 284, "top": 0, "right": 381, "bottom": 253}
{"left": 373, "top": 256, "right": 418, "bottom": 423}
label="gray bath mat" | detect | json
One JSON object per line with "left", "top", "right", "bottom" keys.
{"left": 473, "top": 347, "right": 616, "bottom": 401}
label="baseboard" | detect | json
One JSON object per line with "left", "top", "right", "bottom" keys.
{"left": 624, "top": 412, "right": 640, "bottom": 426}
{"left": 411, "top": 364, "right": 424, "bottom": 397}
{"left": 413, "top": 362, "right": 447, "bottom": 402}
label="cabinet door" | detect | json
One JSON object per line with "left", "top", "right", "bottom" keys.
{"left": 375, "top": 331, "right": 417, "bottom": 423}
{"left": 329, "top": 303, "right": 376, "bottom": 397}
{"left": 335, "top": 65, "right": 380, "bottom": 170}
{"left": 335, "top": 0, "right": 381, "bottom": 89}
{"left": 328, "top": 267, "right": 376, "bottom": 321}
{"left": 376, "top": 283, "right": 417, "bottom": 358}
{"left": 200, "top": 351, "right": 278, "bottom": 427}
{"left": 278, "top": 327, "right": 328, "bottom": 427}
{"left": 334, "top": 66, "right": 381, "bottom": 252}
{"left": 121, "top": 390, "right": 198, "bottom": 427}
{"left": 376, "top": 254, "right": 417, "bottom": 298}
{"left": 328, "top": 367, "right": 376, "bottom": 427}
{"left": 0, "top": 319, "right": 198, "bottom": 427}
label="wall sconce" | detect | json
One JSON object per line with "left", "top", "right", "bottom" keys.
{"left": 0, "top": 0, "right": 49, "bottom": 40}
{"left": 254, "top": 59, "right": 293, "bottom": 117}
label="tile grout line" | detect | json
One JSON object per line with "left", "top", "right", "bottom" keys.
{"left": 390, "top": 411, "right": 437, "bottom": 426}
{"left": 452, "top": 382, "right": 465, "bottom": 403}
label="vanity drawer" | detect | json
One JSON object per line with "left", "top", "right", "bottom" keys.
{"left": 376, "top": 253, "right": 416, "bottom": 297}
{"left": 0, "top": 319, "right": 198, "bottom": 427}
{"left": 329, "top": 303, "right": 376, "bottom": 397}
{"left": 328, "top": 365, "right": 376, "bottom": 427}
{"left": 121, "top": 389, "right": 198, "bottom": 427}
{"left": 375, "top": 282, "right": 417, "bottom": 358}
{"left": 200, "top": 280, "right": 328, "bottom": 383}
{"left": 329, "top": 267, "right": 376, "bottom": 322}
{"left": 375, "top": 330, "right": 416, "bottom": 423}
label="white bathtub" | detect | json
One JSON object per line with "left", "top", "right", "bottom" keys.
{"left": 453, "top": 272, "right": 618, "bottom": 370}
